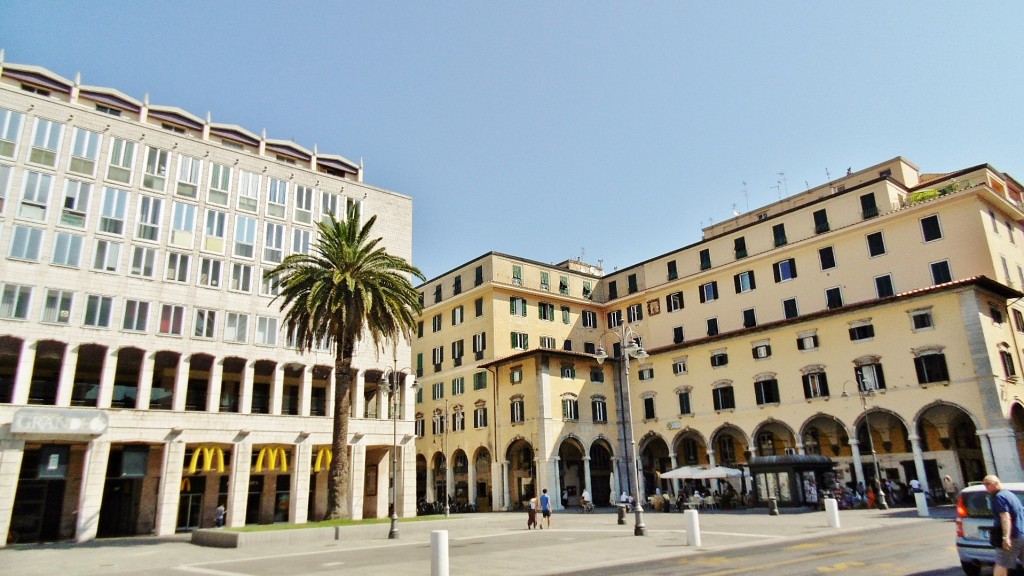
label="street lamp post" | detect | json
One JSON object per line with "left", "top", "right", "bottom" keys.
{"left": 595, "top": 324, "right": 648, "bottom": 536}
{"left": 842, "top": 382, "right": 889, "bottom": 510}
{"left": 382, "top": 366, "right": 414, "bottom": 539}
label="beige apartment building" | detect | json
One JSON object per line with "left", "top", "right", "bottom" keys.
{"left": 0, "top": 56, "right": 418, "bottom": 546}
{"left": 414, "top": 157, "right": 1024, "bottom": 511}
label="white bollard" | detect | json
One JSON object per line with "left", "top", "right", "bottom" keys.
{"left": 914, "top": 492, "right": 929, "bottom": 517}
{"left": 824, "top": 498, "right": 841, "bottom": 528}
{"left": 684, "top": 509, "right": 701, "bottom": 547}
{"left": 431, "top": 530, "right": 449, "bottom": 576}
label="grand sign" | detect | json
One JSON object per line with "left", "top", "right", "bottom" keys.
{"left": 11, "top": 408, "right": 108, "bottom": 435}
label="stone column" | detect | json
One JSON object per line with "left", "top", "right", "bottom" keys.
{"left": 299, "top": 365, "right": 313, "bottom": 417}
{"left": 0, "top": 439, "right": 26, "bottom": 549}
{"left": 583, "top": 456, "right": 594, "bottom": 498}
{"left": 55, "top": 344, "right": 78, "bottom": 406}
{"left": 11, "top": 340, "right": 36, "bottom": 405}
{"left": 76, "top": 439, "right": 111, "bottom": 542}
{"left": 501, "top": 460, "right": 511, "bottom": 511}
{"left": 908, "top": 434, "right": 930, "bottom": 495}
{"left": 270, "top": 363, "right": 284, "bottom": 415}
{"left": 206, "top": 357, "right": 223, "bottom": 413}
{"left": 427, "top": 464, "right": 436, "bottom": 502}
{"left": 468, "top": 453, "right": 478, "bottom": 507}
{"left": 849, "top": 438, "right": 866, "bottom": 489}
{"left": 707, "top": 449, "right": 717, "bottom": 468}
{"left": 171, "top": 354, "right": 189, "bottom": 412}
{"left": 348, "top": 443, "right": 365, "bottom": 520}
{"left": 980, "top": 428, "right": 1024, "bottom": 482}
{"left": 154, "top": 438, "right": 186, "bottom": 536}
{"left": 610, "top": 457, "right": 619, "bottom": 498}
{"left": 239, "top": 360, "right": 253, "bottom": 414}
{"left": 289, "top": 439, "right": 312, "bottom": 524}
{"left": 552, "top": 456, "right": 563, "bottom": 509}
{"left": 135, "top": 351, "right": 155, "bottom": 410}
{"left": 97, "top": 347, "right": 118, "bottom": 409}
{"left": 353, "top": 369, "right": 366, "bottom": 419}
{"left": 668, "top": 452, "right": 680, "bottom": 496}
{"left": 227, "top": 440, "right": 252, "bottom": 528}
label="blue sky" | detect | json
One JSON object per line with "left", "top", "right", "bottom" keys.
{"left": 4, "top": 1, "right": 1023, "bottom": 279}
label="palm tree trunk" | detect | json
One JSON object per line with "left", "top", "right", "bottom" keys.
{"left": 327, "top": 347, "right": 353, "bottom": 519}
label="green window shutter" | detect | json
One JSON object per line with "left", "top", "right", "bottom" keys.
{"left": 524, "top": 334, "right": 529, "bottom": 349}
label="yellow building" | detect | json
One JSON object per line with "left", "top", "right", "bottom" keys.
{"left": 414, "top": 157, "right": 1024, "bottom": 510}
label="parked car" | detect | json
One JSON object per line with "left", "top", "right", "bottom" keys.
{"left": 956, "top": 482, "right": 1024, "bottom": 576}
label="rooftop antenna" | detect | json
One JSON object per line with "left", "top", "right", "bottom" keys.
{"left": 771, "top": 183, "right": 781, "bottom": 200}
{"left": 742, "top": 181, "right": 749, "bottom": 211}
{"left": 777, "top": 172, "right": 788, "bottom": 195}
{"left": 580, "top": 247, "right": 585, "bottom": 261}
{"left": 825, "top": 167, "right": 832, "bottom": 182}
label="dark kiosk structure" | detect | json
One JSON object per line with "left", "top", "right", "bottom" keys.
{"left": 748, "top": 455, "right": 836, "bottom": 507}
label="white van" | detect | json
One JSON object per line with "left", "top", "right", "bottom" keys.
{"left": 956, "top": 482, "right": 1024, "bottom": 576}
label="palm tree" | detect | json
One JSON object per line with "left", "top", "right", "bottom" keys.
{"left": 267, "top": 207, "right": 423, "bottom": 519}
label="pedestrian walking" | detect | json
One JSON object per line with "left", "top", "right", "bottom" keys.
{"left": 942, "top": 475, "right": 957, "bottom": 502}
{"left": 540, "top": 488, "right": 552, "bottom": 529}
{"left": 527, "top": 496, "right": 538, "bottom": 529}
{"left": 984, "top": 475, "right": 1024, "bottom": 576}
{"left": 215, "top": 502, "right": 226, "bottom": 528}
{"left": 561, "top": 489, "right": 569, "bottom": 509}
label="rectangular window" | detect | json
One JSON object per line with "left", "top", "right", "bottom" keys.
{"left": 135, "top": 196, "right": 162, "bottom": 242}
{"left": 99, "top": 187, "right": 128, "bottom": 235}
{"left": 224, "top": 312, "right": 249, "bottom": 343}
{"left": 914, "top": 353, "right": 949, "bottom": 384}
{"left": 510, "top": 367, "right": 523, "bottom": 384}
{"left": 83, "top": 294, "right": 113, "bottom": 328}
{"left": 293, "top": 185, "right": 314, "bottom": 224}
{"left": 58, "top": 179, "right": 90, "bottom": 228}
{"left": 667, "top": 260, "right": 678, "bottom": 280}
{"left": 773, "top": 258, "right": 797, "bottom": 282}
{"left": 0, "top": 164, "right": 11, "bottom": 214}
{"left": 19, "top": 170, "right": 52, "bottom": 220}
{"left": 921, "top": 214, "right": 942, "bottom": 242}
{"left": 142, "top": 147, "right": 170, "bottom": 191}
{"left": 860, "top": 192, "right": 879, "bottom": 219}
{"left": 510, "top": 296, "right": 527, "bottom": 316}
{"left": 783, "top": 298, "right": 799, "bottom": 319}
{"left": 673, "top": 357, "right": 688, "bottom": 375}
{"left": 0, "top": 107, "right": 24, "bottom": 159}
{"left": 230, "top": 262, "right": 253, "bottom": 293}
{"left": 561, "top": 306, "right": 571, "bottom": 324}
{"left": 734, "top": 237, "right": 747, "bottom": 259}
{"left": 582, "top": 310, "right": 598, "bottom": 328}
{"left": 627, "top": 274, "right": 638, "bottom": 294}
{"left": 453, "top": 275, "right": 462, "bottom": 295}
{"left": 320, "top": 191, "right": 340, "bottom": 221}
{"left": 0, "top": 283, "right": 32, "bottom": 320}
{"left": 433, "top": 284, "right": 442, "bottom": 304}
{"left": 1001, "top": 350, "right": 1017, "bottom": 379}
{"left": 475, "top": 265, "right": 484, "bottom": 286}
{"left": 473, "top": 372, "right": 487, "bottom": 390}
{"left": 699, "top": 281, "right": 719, "bottom": 303}
{"left": 875, "top": 274, "right": 895, "bottom": 298}
{"left": 742, "top": 308, "right": 757, "bottom": 328}
{"left": 69, "top": 127, "right": 101, "bottom": 176}
{"left": 159, "top": 304, "right": 185, "bottom": 335}
{"left": 608, "top": 280, "right": 618, "bottom": 300}
{"left": 772, "top": 223, "right": 787, "bottom": 247}
{"left": 849, "top": 323, "right": 875, "bottom": 341}
{"left": 451, "top": 377, "right": 465, "bottom": 396}
{"left": 511, "top": 332, "right": 528, "bottom": 350}
{"left": 706, "top": 317, "right": 719, "bottom": 336}
{"left": 474, "top": 406, "right": 488, "bottom": 428}
{"left": 202, "top": 209, "right": 227, "bottom": 253}
{"left": 198, "top": 258, "right": 223, "bottom": 286}
{"left": 165, "top": 252, "right": 190, "bottom": 283}
{"left": 677, "top": 391, "right": 691, "bottom": 415}
{"left": 755, "top": 379, "right": 780, "bottom": 405}
{"left": 734, "top": 270, "right": 756, "bottom": 293}
{"left": 642, "top": 396, "right": 656, "bottom": 419}
{"left": 8, "top": 225, "right": 43, "bottom": 261}
{"left": 818, "top": 246, "right": 836, "bottom": 270}
{"left": 540, "top": 336, "right": 556, "bottom": 349}
{"left": 451, "top": 305, "right": 464, "bottom": 326}
{"left": 170, "top": 202, "right": 197, "bottom": 248}
{"left": 236, "top": 170, "right": 260, "bottom": 212}
{"left": 713, "top": 386, "right": 735, "bottom": 411}
{"left": 666, "top": 291, "right": 684, "bottom": 312}
{"left": 512, "top": 264, "right": 523, "bottom": 286}
{"left": 30, "top": 117, "right": 64, "bottom": 168}
{"left": 627, "top": 303, "right": 643, "bottom": 323}
{"left": 129, "top": 245, "right": 157, "bottom": 277}
{"left": 866, "top": 231, "right": 886, "bottom": 257}
{"left": 432, "top": 314, "right": 442, "bottom": 332}
{"left": 266, "top": 178, "right": 287, "bottom": 218}
{"left": 802, "top": 372, "right": 830, "bottom": 399}
{"left": 122, "top": 299, "right": 149, "bottom": 332}
{"left": 106, "top": 137, "right": 136, "bottom": 183}
{"left": 856, "top": 363, "right": 886, "bottom": 391}
{"left": 930, "top": 260, "right": 952, "bottom": 285}
{"left": 539, "top": 302, "right": 555, "bottom": 321}
{"left": 256, "top": 316, "right": 278, "bottom": 346}
{"left": 451, "top": 339, "right": 464, "bottom": 364}
{"left": 263, "top": 222, "right": 285, "bottom": 263}
{"left": 234, "top": 215, "right": 257, "bottom": 258}
{"left": 472, "top": 332, "right": 487, "bottom": 357}
{"left": 208, "top": 162, "right": 231, "bottom": 205}
{"left": 194, "top": 308, "right": 217, "bottom": 339}
{"left": 51, "top": 232, "right": 83, "bottom": 268}
{"left": 92, "top": 239, "right": 120, "bottom": 273}
{"left": 673, "top": 325, "right": 684, "bottom": 344}
{"left": 176, "top": 154, "right": 202, "bottom": 199}
{"left": 607, "top": 309, "right": 622, "bottom": 328}
{"left": 41, "top": 289, "right": 73, "bottom": 324}
{"left": 825, "top": 287, "right": 844, "bottom": 309}
{"left": 699, "top": 248, "right": 711, "bottom": 270}
{"left": 292, "top": 228, "right": 311, "bottom": 255}
{"left": 590, "top": 366, "right": 604, "bottom": 382}
{"left": 583, "top": 281, "right": 593, "bottom": 299}
{"left": 813, "top": 209, "right": 829, "bottom": 234}
{"left": 797, "top": 333, "right": 819, "bottom": 351}
{"left": 540, "top": 271, "right": 550, "bottom": 291}
{"left": 710, "top": 352, "right": 728, "bottom": 367}
{"left": 752, "top": 343, "right": 772, "bottom": 359}
{"left": 1013, "top": 309, "right": 1024, "bottom": 333}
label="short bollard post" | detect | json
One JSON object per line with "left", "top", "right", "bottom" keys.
{"left": 768, "top": 497, "right": 779, "bottom": 516}
{"left": 914, "top": 492, "right": 929, "bottom": 517}
{"left": 684, "top": 509, "right": 701, "bottom": 547}
{"left": 617, "top": 504, "right": 626, "bottom": 525}
{"left": 824, "top": 497, "right": 841, "bottom": 528}
{"left": 431, "top": 530, "right": 449, "bottom": 576}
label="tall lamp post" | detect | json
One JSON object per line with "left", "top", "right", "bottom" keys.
{"left": 842, "top": 382, "right": 889, "bottom": 510}
{"left": 595, "top": 323, "right": 648, "bottom": 536}
{"left": 381, "top": 366, "right": 414, "bottom": 539}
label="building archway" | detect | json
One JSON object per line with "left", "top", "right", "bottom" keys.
{"left": 557, "top": 436, "right": 586, "bottom": 508}
{"left": 505, "top": 438, "right": 535, "bottom": 509}
{"left": 589, "top": 438, "right": 614, "bottom": 506}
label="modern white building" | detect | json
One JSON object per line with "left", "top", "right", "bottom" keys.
{"left": 0, "top": 55, "right": 418, "bottom": 545}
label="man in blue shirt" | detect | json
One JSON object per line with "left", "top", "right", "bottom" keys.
{"left": 984, "top": 475, "right": 1024, "bottom": 576}
{"left": 540, "top": 488, "right": 552, "bottom": 529}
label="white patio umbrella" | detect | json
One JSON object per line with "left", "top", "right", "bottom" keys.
{"left": 691, "top": 465, "right": 744, "bottom": 480}
{"left": 659, "top": 465, "right": 705, "bottom": 480}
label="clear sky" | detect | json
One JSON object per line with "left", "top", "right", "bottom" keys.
{"left": 4, "top": 1, "right": 1023, "bottom": 280}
